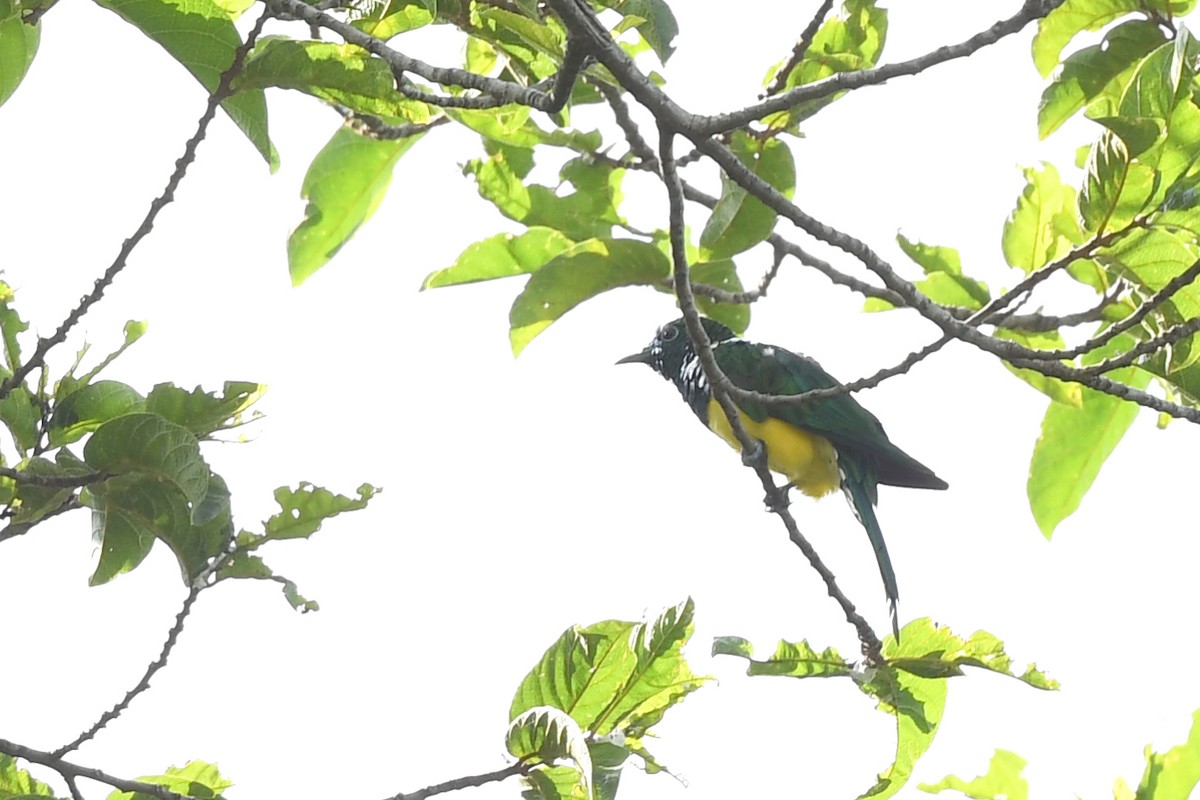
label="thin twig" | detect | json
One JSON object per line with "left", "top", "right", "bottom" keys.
{"left": 0, "top": 7, "right": 273, "bottom": 403}
{"left": 0, "top": 496, "right": 81, "bottom": 544}
{"left": 659, "top": 124, "right": 885, "bottom": 662}
{"left": 696, "top": 0, "right": 1063, "bottom": 135}
{"left": 53, "top": 586, "right": 203, "bottom": 757}
{"left": 270, "top": 0, "right": 583, "bottom": 113}
{"left": 761, "top": 0, "right": 836, "bottom": 97}
{"left": 0, "top": 466, "right": 105, "bottom": 488}
{"left": 387, "top": 761, "right": 530, "bottom": 800}
{"left": 1015, "top": 257, "right": 1200, "bottom": 360}
{"left": 0, "top": 739, "right": 198, "bottom": 800}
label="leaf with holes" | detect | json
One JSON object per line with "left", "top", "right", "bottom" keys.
{"left": 145, "top": 381, "right": 266, "bottom": 438}
{"left": 263, "top": 482, "right": 376, "bottom": 541}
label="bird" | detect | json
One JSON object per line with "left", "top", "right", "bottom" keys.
{"left": 618, "top": 316, "right": 947, "bottom": 639}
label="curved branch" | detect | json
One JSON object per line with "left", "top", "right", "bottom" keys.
{"left": 53, "top": 586, "right": 204, "bottom": 757}
{"left": 659, "top": 125, "right": 886, "bottom": 662}
{"left": 0, "top": 739, "right": 199, "bottom": 800}
{"left": 266, "top": 0, "right": 584, "bottom": 113}
{"left": 0, "top": 7, "right": 272, "bottom": 403}
{"left": 698, "top": 0, "right": 1062, "bottom": 135}
{"left": 385, "top": 761, "right": 530, "bottom": 800}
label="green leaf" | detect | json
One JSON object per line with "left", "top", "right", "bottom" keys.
{"left": 95, "top": 0, "right": 277, "bottom": 168}
{"left": 898, "top": 235, "right": 989, "bottom": 308}
{"left": 238, "top": 39, "right": 430, "bottom": 122}
{"left": 0, "top": 0, "right": 38, "bottom": 109}
{"left": 1003, "top": 164, "right": 1084, "bottom": 273}
{"left": 699, "top": 132, "right": 796, "bottom": 260}
{"left": 215, "top": 549, "right": 319, "bottom": 611}
{"left": 1079, "top": 129, "right": 1156, "bottom": 236}
{"left": 77, "top": 320, "right": 149, "bottom": 387}
{"left": 144, "top": 381, "right": 266, "bottom": 437}
{"left": 1133, "top": 708, "right": 1200, "bottom": 800}
{"left": 1099, "top": 227, "right": 1200, "bottom": 320}
{"left": 83, "top": 413, "right": 210, "bottom": 515}
{"left": 263, "top": 482, "right": 376, "bottom": 541}
{"left": 885, "top": 620, "right": 1057, "bottom": 689}
{"left": 507, "top": 707, "right": 593, "bottom": 795}
{"left": 712, "top": 636, "right": 852, "bottom": 679}
{"left": 49, "top": 381, "right": 147, "bottom": 447}
{"left": 477, "top": 7, "right": 563, "bottom": 59}
{"left": 509, "top": 238, "right": 669, "bottom": 355}
{"left": 594, "top": 0, "right": 677, "bottom": 62}
{"left": 1032, "top": 0, "right": 1144, "bottom": 77}
{"left": 919, "top": 750, "right": 1029, "bottom": 800}
{"left": 1038, "top": 21, "right": 1166, "bottom": 139}
{"left": 762, "top": 0, "right": 887, "bottom": 127}
{"left": 465, "top": 153, "right": 624, "bottom": 242}
{"left": 690, "top": 259, "right": 750, "bottom": 334}
{"left": 1027, "top": 335, "right": 1150, "bottom": 538}
{"left": 422, "top": 227, "right": 575, "bottom": 289}
{"left": 107, "top": 761, "right": 232, "bottom": 800}
{"left": 351, "top": 0, "right": 433, "bottom": 39}
{"left": 159, "top": 473, "right": 232, "bottom": 579}
{"left": 0, "top": 753, "right": 55, "bottom": 798}
{"left": 862, "top": 621, "right": 1054, "bottom": 800}
{"left": 11, "top": 451, "right": 90, "bottom": 525}
{"left": 862, "top": 665, "right": 946, "bottom": 800}
{"left": 288, "top": 126, "right": 425, "bottom": 285}
{"left": 0, "top": 279, "right": 29, "bottom": 374}
{"left": 0, "top": 385, "right": 39, "bottom": 455}
{"left": 447, "top": 105, "right": 601, "bottom": 152}
{"left": 996, "top": 328, "right": 1083, "bottom": 407}
{"left": 88, "top": 473, "right": 192, "bottom": 585}
{"left": 520, "top": 765, "right": 589, "bottom": 800}
{"left": 510, "top": 599, "right": 708, "bottom": 739}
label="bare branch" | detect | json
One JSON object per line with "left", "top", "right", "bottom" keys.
{"left": 761, "top": 0, "right": 835, "bottom": 98}
{"left": 386, "top": 761, "right": 529, "bottom": 800}
{"left": 0, "top": 739, "right": 200, "bottom": 800}
{"left": 54, "top": 586, "right": 204, "bottom": 757}
{"left": 268, "top": 0, "right": 584, "bottom": 113}
{"left": 699, "top": 0, "right": 1062, "bottom": 135}
{"left": 659, "top": 124, "right": 886, "bottom": 662}
{"left": 0, "top": 497, "right": 81, "bottom": 544}
{"left": 0, "top": 466, "right": 105, "bottom": 488}
{"left": 0, "top": 7, "right": 273, "bottom": 403}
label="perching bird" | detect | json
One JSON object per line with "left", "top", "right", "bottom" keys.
{"left": 618, "top": 316, "right": 947, "bottom": 638}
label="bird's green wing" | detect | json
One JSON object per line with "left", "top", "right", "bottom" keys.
{"left": 713, "top": 340, "right": 946, "bottom": 490}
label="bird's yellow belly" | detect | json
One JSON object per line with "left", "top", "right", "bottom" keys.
{"left": 706, "top": 398, "right": 840, "bottom": 498}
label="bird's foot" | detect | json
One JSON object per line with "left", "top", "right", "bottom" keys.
{"left": 741, "top": 439, "right": 766, "bottom": 469}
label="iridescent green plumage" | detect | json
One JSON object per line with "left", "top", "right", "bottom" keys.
{"left": 620, "top": 317, "right": 947, "bottom": 637}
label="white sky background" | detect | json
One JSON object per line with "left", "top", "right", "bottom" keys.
{"left": 3, "top": 2, "right": 1200, "bottom": 800}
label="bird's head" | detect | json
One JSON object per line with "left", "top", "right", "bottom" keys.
{"left": 617, "top": 316, "right": 736, "bottom": 380}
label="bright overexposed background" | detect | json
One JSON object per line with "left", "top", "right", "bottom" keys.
{"left": 3, "top": 3, "right": 1199, "bottom": 800}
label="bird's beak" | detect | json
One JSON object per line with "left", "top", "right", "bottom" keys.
{"left": 616, "top": 348, "right": 653, "bottom": 366}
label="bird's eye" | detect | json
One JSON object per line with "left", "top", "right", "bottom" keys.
{"left": 659, "top": 324, "right": 679, "bottom": 342}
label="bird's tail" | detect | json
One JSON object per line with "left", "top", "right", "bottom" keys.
{"left": 841, "top": 473, "right": 900, "bottom": 641}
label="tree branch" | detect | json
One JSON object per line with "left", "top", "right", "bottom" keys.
{"left": 386, "top": 761, "right": 529, "bottom": 800}
{"left": 0, "top": 739, "right": 201, "bottom": 800}
{"left": 53, "top": 586, "right": 203, "bottom": 757}
{"left": 0, "top": 7, "right": 272, "bottom": 403}
{"left": 697, "top": 0, "right": 1063, "bottom": 135}
{"left": 659, "top": 124, "right": 885, "bottom": 662}
{"left": 761, "top": 0, "right": 835, "bottom": 98}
